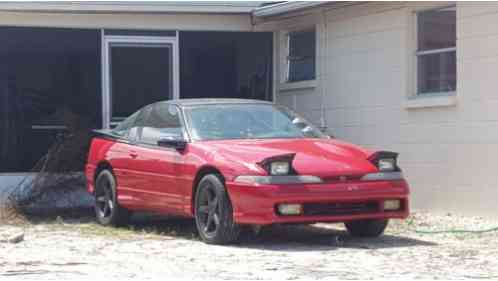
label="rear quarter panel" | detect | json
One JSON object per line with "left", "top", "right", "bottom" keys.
{"left": 85, "top": 137, "right": 118, "bottom": 194}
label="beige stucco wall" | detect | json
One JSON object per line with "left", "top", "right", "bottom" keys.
{"left": 0, "top": 11, "right": 253, "bottom": 31}
{"left": 255, "top": 2, "right": 498, "bottom": 217}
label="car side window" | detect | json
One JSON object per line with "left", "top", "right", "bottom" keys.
{"left": 128, "top": 106, "right": 150, "bottom": 142}
{"left": 140, "top": 103, "right": 184, "bottom": 146}
{"left": 112, "top": 106, "right": 150, "bottom": 141}
{"left": 112, "top": 110, "right": 139, "bottom": 138}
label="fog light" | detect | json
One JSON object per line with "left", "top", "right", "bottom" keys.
{"left": 277, "top": 204, "right": 302, "bottom": 215}
{"left": 384, "top": 199, "right": 401, "bottom": 211}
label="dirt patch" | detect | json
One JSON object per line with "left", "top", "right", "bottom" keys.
{"left": 1, "top": 211, "right": 498, "bottom": 279}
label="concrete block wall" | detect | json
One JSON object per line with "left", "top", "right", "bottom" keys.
{"left": 256, "top": 2, "right": 498, "bottom": 217}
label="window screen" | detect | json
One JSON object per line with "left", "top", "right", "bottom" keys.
{"left": 110, "top": 43, "right": 173, "bottom": 123}
{"left": 416, "top": 6, "right": 456, "bottom": 94}
{"left": 287, "top": 29, "right": 316, "bottom": 82}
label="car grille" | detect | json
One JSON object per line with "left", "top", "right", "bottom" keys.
{"left": 302, "top": 201, "right": 379, "bottom": 216}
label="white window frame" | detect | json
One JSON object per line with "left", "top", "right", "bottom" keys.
{"left": 101, "top": 32, "right": 179, "bottom": 129}
{"left": 414, "top": 5, "right": 456, "bottom": 97}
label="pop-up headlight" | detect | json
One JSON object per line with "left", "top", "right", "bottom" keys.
{"left": 270, "top": 161, "right": 290, "bottom": 175}
{"left": 258, "top": 154, "right": 296, "bottom": 176}
{"left": 368, "top": 151, "right": 400, "bottom": 172}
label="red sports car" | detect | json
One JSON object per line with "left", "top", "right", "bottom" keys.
{"left": 85, "top": 99, "right": 409, "bottom": 244}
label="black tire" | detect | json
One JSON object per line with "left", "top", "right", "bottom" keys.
{"left": 345, "top": 219, "right": 388, "bottom": 237}
{"left": 194, "top": 174, "right": 240, "bottom": 244}
{"left": 94, "top": 169, "right": 130, "bottom": 227}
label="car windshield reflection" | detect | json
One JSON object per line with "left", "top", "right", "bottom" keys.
{"left": 184, "top": 104, "right": 327, "bottom": 141}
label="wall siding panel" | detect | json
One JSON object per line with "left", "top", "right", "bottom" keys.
{"left": 260, "top": 2, "right": 498, "bottom": 217}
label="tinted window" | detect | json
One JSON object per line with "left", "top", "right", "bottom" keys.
{"left": 140, "top": 103, "right": 183, "bottom": 145}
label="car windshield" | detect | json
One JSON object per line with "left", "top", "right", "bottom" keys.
{"left": 184, "top": 103, "right": 327, "bottom": 141}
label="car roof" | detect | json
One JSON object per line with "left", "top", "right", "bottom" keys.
{"left": 157, "top": 98, "right": 273, "bottom": 107}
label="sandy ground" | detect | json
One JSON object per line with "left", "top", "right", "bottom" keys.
{"left": 1, "top": 211, "right": 498, "bottom": 279}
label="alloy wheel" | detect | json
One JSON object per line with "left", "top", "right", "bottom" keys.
{"left": 96, "top": 176, "right": 114, "bottom": 219}
{"left": 197, "top": 182, "right": 221, "bottom": 237}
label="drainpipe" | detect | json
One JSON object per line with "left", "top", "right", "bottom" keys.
{"left": 319, "top": 9, "right": 328, "bottom": 134}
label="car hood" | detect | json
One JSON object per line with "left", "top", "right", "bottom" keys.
{"left": 198, "top": 138, "right": 378, "bottom": 178}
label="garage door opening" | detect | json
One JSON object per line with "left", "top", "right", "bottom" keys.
{"left": 179, "top": 31, "right": 273, "bottom": 101}
{"left": 0, "top": 29, "right": 274, "bottom": 173}
{"left": 0, "top": 27, "right": 101, "bottom": 172}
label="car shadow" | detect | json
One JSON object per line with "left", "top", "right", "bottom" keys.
{"left": 235, "top": 224, "right": 437, "bottom": 252}
{"left": 128, "top": 214, "right": 437, "bottom": 252}
{"left": 25, "top": 210, "right": 437, "bottom": 252}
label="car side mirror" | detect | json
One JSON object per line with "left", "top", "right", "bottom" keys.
{"left": 157, "top": 136, "right": 187, "bottom": 151}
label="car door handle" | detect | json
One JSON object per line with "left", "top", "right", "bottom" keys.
{"left": 129, "top": 151, "right": 138, "bottom": 158}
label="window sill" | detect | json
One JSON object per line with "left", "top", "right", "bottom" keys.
{"left": 404, "top": 94, "right": 457, "bottom": 109}
{"left": 279, "top": 80, "right": 317, "bottom": 92}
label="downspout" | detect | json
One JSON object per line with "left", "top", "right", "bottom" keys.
{"left": 319, "top": 9, "right": 328, "bottom": 134}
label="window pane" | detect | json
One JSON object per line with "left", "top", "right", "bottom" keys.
{"left": 141, "top": 103, "right": 183, "bottom": 145}
{"left": 288, "top": 29, "right": 315, "bottom": 82}
{"left": 289, "top": 30, "right": 315, "bottom": 58}
{"left": 418, "top": 51, "right": 456, "bottom": 94}
{"left": 289, "top": 58, "right": 315, "bottom": 82}
{"left": 418, "top": 7, "right": 456, "bottom": 51}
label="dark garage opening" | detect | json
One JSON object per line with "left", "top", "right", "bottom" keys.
{"left": 180, "top": 31, "right": 273, "bottom": 101}
{"left": 0, "top": 29, "right": 273, "bottom": 173}
{"left": 0, "top": 27, "right": 101, "bottom": 172}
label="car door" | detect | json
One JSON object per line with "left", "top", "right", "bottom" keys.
{"left": 108, "top": 107, "right": 150, "bottom": 208}
{"left": 132, "top": 103, "right": 187, "bottom": 214}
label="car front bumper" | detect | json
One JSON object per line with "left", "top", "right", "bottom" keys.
{"left": 226, "top": 179, "right": 409, "bottom": 225}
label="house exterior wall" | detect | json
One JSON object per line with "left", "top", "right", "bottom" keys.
{"left": 255, "top": 2, "right": 498, "bottom": 217}
{"left": 0, "top": 11, "right": 253, "bottom": 31}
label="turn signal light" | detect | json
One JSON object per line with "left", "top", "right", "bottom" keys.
{"left": 277, "top": 204, "right": 302, "bottom": 215}
{"left": 383, "top": 199, "right": 401, "bottom": 211}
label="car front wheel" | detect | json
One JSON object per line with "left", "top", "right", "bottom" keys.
{"left": 94, "top": 169, "right": 130, "bottom": 226}
{"left": 194, "top": 174, "right": 240, "bottom": 244}
{"left": 345, "top": 219, "right": 388, "bottom": 237}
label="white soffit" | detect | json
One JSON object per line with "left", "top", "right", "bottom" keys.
{"left": 252, "top": 1, "right": 326, "bottom": 17}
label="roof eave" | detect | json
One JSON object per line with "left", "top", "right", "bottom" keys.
{"left": 252, "top": 1, "right": 325, "bottom": 18}
{"left": 0, "top": 1, "right": 262, "bottom": 14}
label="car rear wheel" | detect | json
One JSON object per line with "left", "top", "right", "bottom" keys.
{"left": 94, "top": 169, "right": 130, "bottom": 227}
{"left": 345, "top": 219, "right": 388, "bottom": 237}
{"left": 194, "top": 174, "right": 240, "bottom": 244}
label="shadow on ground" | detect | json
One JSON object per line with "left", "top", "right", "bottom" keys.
{"left": 25, "top": 209, "right": 437, "bottom": 252}
{"left": 237, "top": 224, "right": 437, "bottom": 252}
